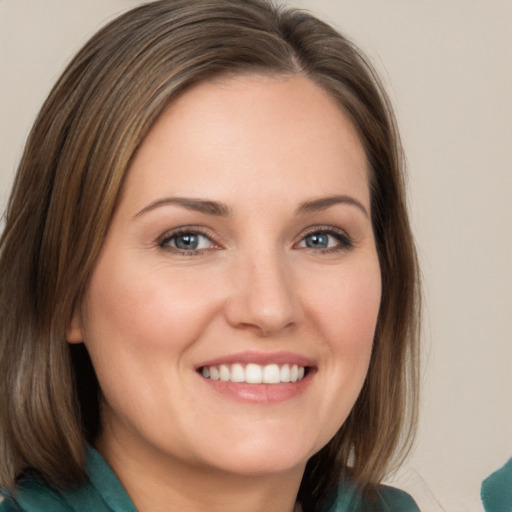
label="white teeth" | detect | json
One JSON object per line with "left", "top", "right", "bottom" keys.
{"left": 245, "top": 363, "right": 263, "bottom": 383}
{"left": 200, "top": 363, "right": 307, "bottom": 384}
{"left": 280, "top": 364, "right": 291, "bottom": 382}
{"left": 219, "top": 364, "right": 230, "bottom": 382}
{"left": 230, "top": 363, "right": 245, "bottom": 382}
{"left": 262, "top": 364, "right": 280, "bottom": 384}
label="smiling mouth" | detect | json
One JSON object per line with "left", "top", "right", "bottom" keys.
{"left": 199, "top": 363, "right": 309, "bottom": 384}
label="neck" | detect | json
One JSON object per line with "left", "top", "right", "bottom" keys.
{"left": 96, "top": 433, "right": 305, "bottom": 512}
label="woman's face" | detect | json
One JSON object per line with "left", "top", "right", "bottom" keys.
{"left": 68, "top": 74, "right": 381, "bottom": 479}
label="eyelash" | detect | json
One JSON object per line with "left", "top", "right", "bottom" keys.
{"left": 158, "top": 227, "right": 218, "bottom": 255}
{"left": 157, "top": 226, "right": 354, "bottom": 255}
{"left": 296, "top": 226, "right": 354, "bottom": 253}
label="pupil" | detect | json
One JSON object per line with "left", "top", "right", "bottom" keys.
{"left": 306, "top": 233, "right": 328, "bottom": 249}
{"left": 175, "top": 234, "right": 198, "bottom": 250}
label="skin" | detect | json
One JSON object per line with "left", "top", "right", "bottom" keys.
{"left": 68, "top": 74, "right": 382, "bottom": 512}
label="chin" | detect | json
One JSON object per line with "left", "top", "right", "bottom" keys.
{"left": 209, "top": 452, "right": 308, "bottom": 478}
{"left": 194, "top": 431, "right": 321, "bottom": 478}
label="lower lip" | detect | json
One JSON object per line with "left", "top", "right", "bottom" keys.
{"left": 198, "top": 372, "right": 313, "bottom": 403}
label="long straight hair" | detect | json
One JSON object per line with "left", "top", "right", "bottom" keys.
{"left": 0, "top": 1, "right": 420, "bottom": 509}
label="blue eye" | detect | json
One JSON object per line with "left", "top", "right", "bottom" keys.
{"left": 174, "top": 233, "right": 200, "bottom": 250}
{"left": 160, "top": 230, "right": 215, "bottom": 252}
{"left": 298, "top": 229, "right": 352, "bottom": 251}
{"left": 304, "top": 233, "right": 330, "bottom": 249}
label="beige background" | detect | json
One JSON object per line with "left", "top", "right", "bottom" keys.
{"left": 1, "top": 1, "right": 511, "bottom": 511}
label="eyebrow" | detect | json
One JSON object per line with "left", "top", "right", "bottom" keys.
{"left": 135, "top": 197, "right": 230, "bottom": 218}
{"left": 135, "top": 194, "right": 368, "bottom": 219}
{"left": 296, "top": 195, "right": 369, "bottom": 217}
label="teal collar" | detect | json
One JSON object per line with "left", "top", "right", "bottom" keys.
{"left": 2, "top": 447, "right": 137, "bottom": 512}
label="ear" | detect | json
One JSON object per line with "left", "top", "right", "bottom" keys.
{"left": 66, "top": 309, "right": 85, "bottom": 344}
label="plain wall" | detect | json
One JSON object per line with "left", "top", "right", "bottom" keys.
{"left": 1, "top": 1, "right": 511, "bottom": 511}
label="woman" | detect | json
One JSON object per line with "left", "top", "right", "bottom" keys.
{"left": 0, "top": 1, "right": 421, "bottom": 511}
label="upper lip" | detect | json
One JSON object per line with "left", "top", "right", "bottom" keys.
{"left": 195, "top": 351, "right": 316, "bottom": 370}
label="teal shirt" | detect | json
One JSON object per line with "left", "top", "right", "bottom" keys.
{"left": 481, "top": 457, "right": 512, "bottom": 512}
{"left": 1, "top": 449, "right": 136, "bottom": 512}
{"left": 1, "top": 448, "right": 419, "bottom": 511}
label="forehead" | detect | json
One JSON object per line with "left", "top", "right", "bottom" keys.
{"left": 122, "top": 73, "right": 369, "bottom": 214}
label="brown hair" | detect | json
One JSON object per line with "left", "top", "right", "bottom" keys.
{"left": 0, "top": 0, "right": 420, "bottom": 509}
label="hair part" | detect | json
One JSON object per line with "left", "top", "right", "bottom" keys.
{"left": 0, "top": 1, "right": 420, "bottom": 509}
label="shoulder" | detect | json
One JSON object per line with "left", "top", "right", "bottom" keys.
{"left": 372, "top": 484, "right": 420, "bottom": 511}
{"left": 325, "top": 479, "right": 420, "bottom": 512}
{"left": 1, "top": 478, "right": 71, "bottom": 512}
{"left": 0, "top": 499, "right": 22, "bottom": 512}
{"left": 481, "top": 457, "right": 512, "bottom": 512}
{"left": 0, "top": 447, "right": 136, "bottom": 512}
{"left": 0, "top": 498, "right": 22, "bottom": 512}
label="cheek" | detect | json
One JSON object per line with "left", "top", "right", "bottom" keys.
{"left": 308, "top": 258, "right": 381, "bottom": 349}
{"left": 306, "top": 257, "right": 381, "bottom": 395}
{"left": 294, "top": 257, "right": 380, "bottom": 449}
{"left": 80, "top": 260, "right": 226, "bottom": 429}
{"left": 83, "top": 257, "right": 220, "bottom": 352}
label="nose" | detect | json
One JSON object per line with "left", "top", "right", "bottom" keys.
{"left": 224, "top": 250, "right": 303, "bottom": 336}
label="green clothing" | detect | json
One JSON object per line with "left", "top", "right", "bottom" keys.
{"left": 0, "top": 449, "right": 136, "bottom": 512}
{"left": 1, "top": 448, "right": 419, "bottom": 511}
{"left": 481, "top": 457, "right": 512, "bottom": 512}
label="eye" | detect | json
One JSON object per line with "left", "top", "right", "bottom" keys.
{"left": 159, "top": 229, "right": 217, "bottom": 253}
{"left": 296, "top": 228, "right": 353, "bottom": 252}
